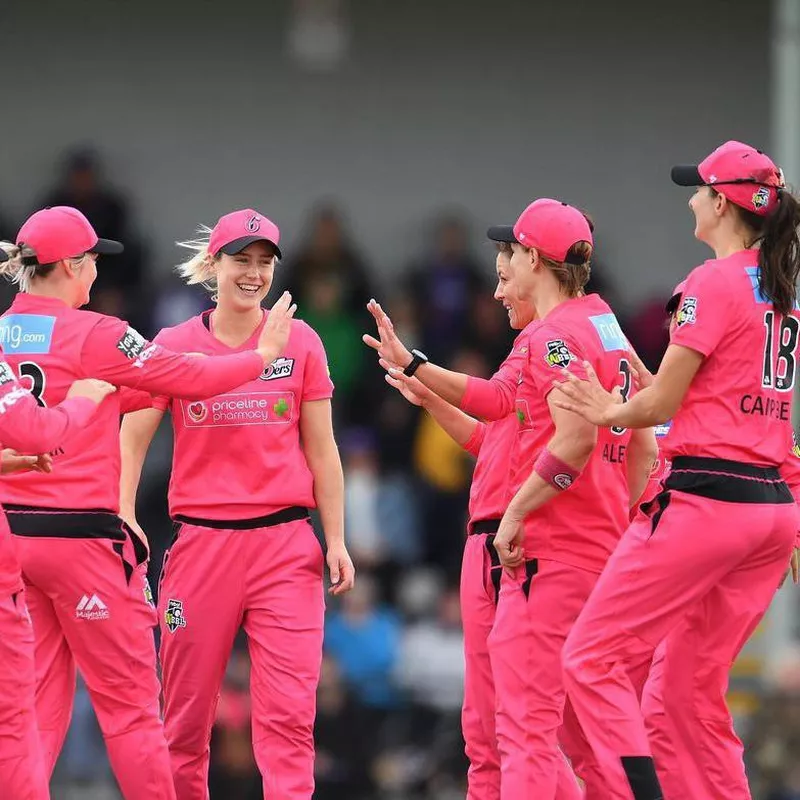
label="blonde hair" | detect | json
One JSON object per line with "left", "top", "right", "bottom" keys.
{"left": 541, "top": 241, "right": 594, "bottom": 298}
{"left": 175, "top": 225, "right": 218, "bottom": 294}
{"left": 0, "top": 242, "right": 56, "bottom": 292}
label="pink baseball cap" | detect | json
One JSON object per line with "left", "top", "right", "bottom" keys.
{"left": 17, "top": 206, "right": 123, "bottom": 264}
{"left": 671, "top": 141, "right": 784, "bottom": 216}
{"left": 665, "top": 280, "right": 687, "bottom": 315}
{"left": 208, "top": 209, "right": 282, "bottom": 259}
{"left": 488, "top": 199, "right": 593, "bottom": 264}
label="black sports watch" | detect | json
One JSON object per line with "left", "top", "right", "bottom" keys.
{"left": 403, "top": 349, "right": 429, "bottom": 377}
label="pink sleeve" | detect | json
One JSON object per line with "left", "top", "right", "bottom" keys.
{"left": 462, "top": 421, "right": 487, "bottom": 457}
{"left": 118, "top": 388, "right": 155, "bottom": 415}
{"left": 0, "top": 359, "right": 97, "bottom": 453}
{"left": 526, "top": 327, "right": 589, "bottom": 401}
{"left": 80, "top": 316, "right": 264, "bottom": 399}
{"left": 669, "top": 266, "right": 732, "bottom": 357}
{"left": 460, "top": 351, "right": 522, "bottom": 421}
{"left": 302, "top": 325, "right": 334, "bottom": 402}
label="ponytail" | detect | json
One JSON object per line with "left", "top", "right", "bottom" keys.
{"left": 0, "top": 242, "right": 52, "bottom": 291}
{"left": 175, "top": 225, "right": 219, "bottom": 295}
{"left": 756, "top": 191, "right": 800, "bottom": 316}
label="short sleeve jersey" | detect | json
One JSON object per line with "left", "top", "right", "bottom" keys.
{"left": 468, "top": 326, "right": 537, "bottom": 524}
{"left": 509, "top": 294, "right": 633, "bottom": 573}
{"left": 0, "top": 294, "right": 264, "bottom": 512}
{"left": 669, "top": 250, "right": 800, "bottom": 465}
{"left": 153, "top": 311, "right": 334, "bottom": 520}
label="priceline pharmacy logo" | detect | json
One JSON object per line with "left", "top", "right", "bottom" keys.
{"left": 180, "top": 392, "right": 295, "bottom": 428}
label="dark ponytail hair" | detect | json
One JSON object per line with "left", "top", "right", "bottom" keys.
{"left": 755, "top": 191, "right": 800, "bottom": 316}
{"left": 723, "top": 188, "right": 800, "bottom": 316}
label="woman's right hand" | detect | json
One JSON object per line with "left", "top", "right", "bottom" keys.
{"left": 257, "top": 291, "right": 296, "bottom": 364}
{"left": 66, "top": 379, "right": 118, "bottom": 404}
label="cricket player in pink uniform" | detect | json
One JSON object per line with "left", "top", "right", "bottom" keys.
{"left": 377, "top": 236, "right": 582, "bottom": 800}
{"left": 555, "top": 141, "right": 800, "bottom": 800}
{"left": 119, "top": 209, "right": 353, "bottom": 800}
{"left": 0, "top": 206, "right": 296, "bottom": 800}
{"left": 0, "top": 248, "right": 121, "bottom": 800}
{"left": 367, "top": 200, "right": 657, "bottom": 799}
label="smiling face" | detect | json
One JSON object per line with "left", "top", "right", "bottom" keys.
{"left": 493, "top": 245, "right": 535, "bottom": 329}
{"left": 215, "top": 240, "right": 277, "bottom": 311}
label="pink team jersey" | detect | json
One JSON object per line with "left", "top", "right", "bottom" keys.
{"left": 463, "top": 328, "right": 536, "bottom": 524}
{"left": 669, "top": 250, "right": 800, "bottom": 466}
{"left": 0, "top": 293, "right": 266, "bottom": 513}
{"left": 509, "top": 294, "right": 632, "bottom": 573}
{"left": 152, "top": 311, "right": 333, "bottom": 520}
{"left": 0, "top": 343, "right": 102, "bottom": 595}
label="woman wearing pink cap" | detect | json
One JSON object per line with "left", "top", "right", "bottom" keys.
{"left": 374, "top": 230, "right": 590, "bottom": 800}
{"left": 366, "top": 199, "right": 656, "bottom": 799}
{"left": 555, "top": 140, "right": 800, "bottom": 800}
{"left": 0, "top": 247, "right": 121, "bottom": 800}
{"left": 119, "top": 209, "right": 353, "bottom": 800}
{"left": 0, "top": 206, "right": 296, "bottom": 800}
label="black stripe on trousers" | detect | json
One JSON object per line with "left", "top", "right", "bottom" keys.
{"left": 621, "top": 756, "right": 663, "bottom": 800}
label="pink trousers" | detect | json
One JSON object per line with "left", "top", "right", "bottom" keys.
{"left": 158, "top": 515, "right": 324, "bottom": 800}
{"left": 563, "top": 468, "right": 797, "bottom": 800}
{"left": 13, "top": 517, "right": 174, "bottom": 800}
{"left": 0, "top": 588, "right": 50, "bottom": 800}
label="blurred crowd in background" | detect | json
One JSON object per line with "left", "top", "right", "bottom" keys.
{"left": 4, "top": 148, "right": 800, "bottom": 800}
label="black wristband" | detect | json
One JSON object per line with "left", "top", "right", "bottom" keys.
{"left": 403, "top": 349, "right": 428, "bottom": 377}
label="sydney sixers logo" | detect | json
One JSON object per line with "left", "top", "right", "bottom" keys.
{"left": 246, "top": 215, "right": 261, "bottom": 232}
{"left": 186, "top": 401, "right": 208, "bottom": 423}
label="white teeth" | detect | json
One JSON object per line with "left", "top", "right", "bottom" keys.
{"left": 238, "top": 284, "right": 261, "bottom": 294}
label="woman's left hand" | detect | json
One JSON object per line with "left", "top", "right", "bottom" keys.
{"left": 1, "top": 449, "right": 53, "bottom": 475}
{"left": 326, "top": 543, "right": 356, "bottom": 596}
{"left": 550, "top": 361, "right": 623, "bottom": 427}
{"left": 493, "top": 514, "right": 525, "bottom": 574}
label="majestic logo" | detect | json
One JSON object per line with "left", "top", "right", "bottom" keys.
{"left": 752, "top": 187, "right": 771, "bottom": 210}
{"left": 76, "top": 594, "right": 109, "bottom": 621}
{"left": 0, "top": 362, "right": 15, "bottom": 386}
{"left": 544, "top": 339, "right": 576, "bottom": 369}
{"left": 260, "top": 357, "right": 295, "bottom": 381}
{"left": 246, "top": 215, "right": 261, "bottom": 232}
{"left": 116, "top": 327, "right": 148, "bottom": 360}
{"left": 187, "top": 401, "right": 208, "bottom": 423}
{"left": 165, "top": 599, "right": 187, "bottom": 633}
{"left": 675, "top": 297, "right": 697, "bottom": 327}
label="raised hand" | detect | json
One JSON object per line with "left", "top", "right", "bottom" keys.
{"left": 549, "top": 361, "right": 622, "bottom": 427}
{"left": 257, "top": 291, "right": 296, "bottom": 363}
{"left": 362, "top": 299, "right": 413, "bottom": 368}
{"left": 384, "top": 370, "right": 432, "bottom": 407}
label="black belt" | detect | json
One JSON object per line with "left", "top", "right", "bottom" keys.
{"left": 5, "top": 504, "right": 148, "bottom": 581}
{"left": 469, "top": 518, "right": 501, "bottom": 536}
{"left": 667, "top": 456, "right": 792, "bottom": 505}
{"left": 173, "top": 505, "right": 309, "bottom": 531}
